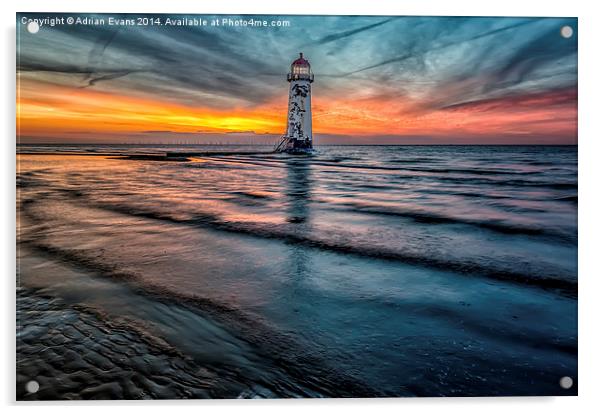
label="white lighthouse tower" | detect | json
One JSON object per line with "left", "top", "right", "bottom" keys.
{"left": 275, "top": 53, "right": 314, "bottom": 154}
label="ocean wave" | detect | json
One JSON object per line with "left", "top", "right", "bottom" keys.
{"left": 21, "top": 191, "right": 577, "bottom": 298}
{"left": 330, "top": 201, "right": 575, "bottom": 244}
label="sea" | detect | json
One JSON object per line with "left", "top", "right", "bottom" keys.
{"left": 16, "top": 144, "right": 578, "bottom": 399}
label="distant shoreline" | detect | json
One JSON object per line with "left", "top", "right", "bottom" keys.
{"left": 16, "top": 143, "right": 578, "bottom": 147}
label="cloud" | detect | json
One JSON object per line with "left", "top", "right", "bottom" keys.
{"left": 16, "top": 13, "right": 578, "bottom": 143}
{"left": 84, "top": 28, "right": 120, "bottom": 80}
{"left": 305, "top": 17, "right": 395, "bottom": 46}
{"left": 440, "top": 86, "right": 577, "bottom": 112}
{"left": 344, "top": 18, "right": 540, "bottom": 76}
{"left": 84, "top": 70, "right": 144, "bottom": 87}
{"left": 17, "top": 61, "right": 145, "bottom": 88}
{"left": 482, "top": 21, "right": 577, "bottom": 93}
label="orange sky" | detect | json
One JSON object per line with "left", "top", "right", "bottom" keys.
{"left": 17, "top": 78, "right": 576, "bottom": 144}
{"left": 16, "top": 14, "right": 578, "bottom": 145}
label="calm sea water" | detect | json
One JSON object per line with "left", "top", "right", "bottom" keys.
{"left": 17, "top": 145, "right": 577, "bottom": 398}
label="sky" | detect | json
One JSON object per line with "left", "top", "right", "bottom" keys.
{"left": 16, "top": 13, "right": 578, "bottom": 144}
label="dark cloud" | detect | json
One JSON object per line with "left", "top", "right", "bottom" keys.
{"left": 17, "top": 60, "right": 145, "bottom": 88}
{"left": 84, "top": 70, "right": 144, "bottom": 87}
{"left": 17, "top": 13, "right": 577, "bottom": 120}
{"left": 482, "top": 21, "right": 577, "bottom": 93}
{"left": 440, "top": 86, "right": 577, "bottom": 112}
{"left": 305, "top": 17, "right": 395, "bottom": 46}
{"left": 84, "top": 28, "right": 120, "bottom": 81}
{"left": 344, "top": 18, "right": 540, "bottom": 76}
{"left": 18, "top": 32, "right": 277, "bottom": 105}
{"left": 19, "top": 61, "right": 96, "bottom": 75}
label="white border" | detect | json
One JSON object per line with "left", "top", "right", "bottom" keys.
{"left": 6, "top": 0, "right": 584, "bottom": 17}
{"left": 4, "top": 1, "right": 601, "bottom": 413}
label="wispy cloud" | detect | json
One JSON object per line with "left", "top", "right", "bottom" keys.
{"left": 305, "top": 17, "right": 396, "bottom": 46}
{"left": 16, "top": 13, "right": 577, "bottom": 143}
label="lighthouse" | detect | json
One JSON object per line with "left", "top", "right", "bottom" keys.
{"left": 275, "top": 53, "right": 314, "bottom": 154}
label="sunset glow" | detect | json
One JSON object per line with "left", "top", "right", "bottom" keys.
{"left": 17, "top": 14, "right": 577, "bottom": 144}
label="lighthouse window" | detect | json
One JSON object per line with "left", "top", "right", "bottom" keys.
{"left": 293, "top": 66, "right": 309, "bottom": 75}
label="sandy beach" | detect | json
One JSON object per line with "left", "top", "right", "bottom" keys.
{"left": 17, "top": 146, "right": 578, "bottom": 398}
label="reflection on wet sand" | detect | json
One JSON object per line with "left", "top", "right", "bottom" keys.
{"left": 17, "top": 145, "right": 578, "bottom": 398}
{"left": 285, "top": 157, "right": 312, "bottom": 224}
{"left": 284, "top": 157, "right": 313, "bottom": 286}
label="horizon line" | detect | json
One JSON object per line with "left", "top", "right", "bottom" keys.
{"left": 16, "top": 142, "right": 578, "bottom": 147}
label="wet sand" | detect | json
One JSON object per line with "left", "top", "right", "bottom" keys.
{"left": 16, "top": 146, "right": 578, "bottom": 398}
{"left": 17, "top": 288, "right": 219, "bottom": 400}
{"left": 17, "top": 243, "right": 378, "bottom": 400}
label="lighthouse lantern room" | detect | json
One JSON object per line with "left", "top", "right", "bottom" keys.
{"left": 275, "top": 53, "right": 314, "bottom": 154}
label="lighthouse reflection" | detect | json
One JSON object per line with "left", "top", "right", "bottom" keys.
{"left": 284, "top": 156, "right": 313, "bottom": 282}
{"left": 284, "top": 157, "right": 312, "bottom": 225}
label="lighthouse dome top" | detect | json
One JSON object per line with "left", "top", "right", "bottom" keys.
{"left": 292, "top": 53, "right": 310, "bottom": 66}
{"left": 288, "top": 52, "right": 314, "bottom": 82}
